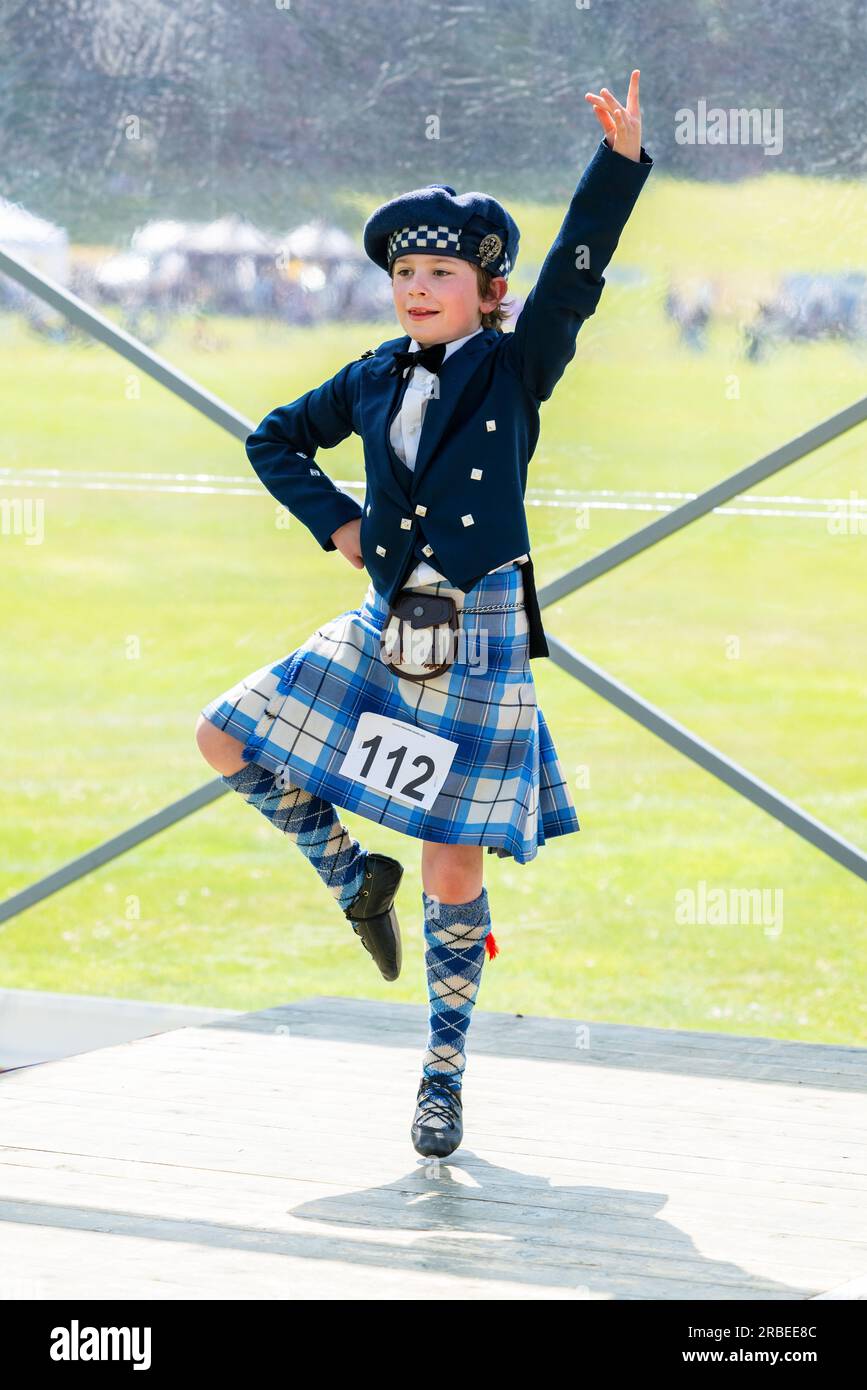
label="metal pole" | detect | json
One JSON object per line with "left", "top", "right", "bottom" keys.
{"left": 537, "top": 398, "right": 866, "bottom": 607}
{"left": 0, "top": 246, "right": 252, "bottom": 440}
{"left": 546, "top": 634, "right": 867, "bottom": 881}
{"left": 0, "top": 782, "right": 227, "bottom": 924}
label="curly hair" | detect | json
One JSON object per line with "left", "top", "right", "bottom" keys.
{"left": 474, "top": 264, "right": 516, "bottom": 332}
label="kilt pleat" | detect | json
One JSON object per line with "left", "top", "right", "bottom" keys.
{"left": 200, "top": 564, "right": 580, "bottom": 864}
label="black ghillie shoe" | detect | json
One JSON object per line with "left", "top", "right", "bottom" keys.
{"left": 343, "top": 852, "right": 404, "bottom": 981}
{"left": 411, "top": 1074, "right": 464, "bottom": 1158}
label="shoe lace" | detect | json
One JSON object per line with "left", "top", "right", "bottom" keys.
{"left": 417, "top": 1075, "right": 461, "bottom": 1126}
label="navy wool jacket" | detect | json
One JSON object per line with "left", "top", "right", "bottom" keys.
{"left": 245, "top": 138, "right": 653, "bottom": 650}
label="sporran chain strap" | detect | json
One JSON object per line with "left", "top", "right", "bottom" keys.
{"left": 460, "top": 600, "right": 525, "bottom": 613}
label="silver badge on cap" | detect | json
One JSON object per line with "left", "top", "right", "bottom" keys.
{"left": 478, "top": 233, "right": 504, "bottom": 268}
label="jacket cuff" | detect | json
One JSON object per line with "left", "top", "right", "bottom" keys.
{"left": 596, "top": 136, "right": 653, "bottom": 171}
{"left": 313, "top": 492, "right": 364, "bottom": 551}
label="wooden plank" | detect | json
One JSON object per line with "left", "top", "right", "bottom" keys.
{"left": 0, "top": 1153, "right": 864, "bottom": 1282}
{"left": 3, "top": 1084, "right": 866, "bottom": 1172}
{"left": 1, "top": 1145, "right": 864, "bottom": 1239}
{"left": 0, "top": 1223, "right": 791, "bottom": 1301}
{"left": 181, "top": 1002, "right": 867, "bottom": 1086}
{"left": 5, "top": 1071, "right": 864, "bottom": 1139}
{"left": 0, "top": 1185, "right": 842, "bottom": 1298}
{"left": 4, "top": 1056, "right": 866, "bottom": 1145}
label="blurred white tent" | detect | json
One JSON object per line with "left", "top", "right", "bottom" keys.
{"left": 183, "top": 214, "right": 277, "bottom": 256}
{"left": 130, "top": 219, "right": 190, "bottom": 256}
{"left": 130, "top": 214, "right": 356, "bottom": 266}
{"left": 278, "top": 219, "right": 358, "bottom": 262}
{"left": 94, "top": 250, "right": 151, "bottom": 289}
{"left": 113, "top": 212, "right": 385, "bottom": 321}
{"left": 0, "top": 196, "right": 69, "bottom": 282}
{"left": 132, "top": 215, "right": 277, "bottom": 257}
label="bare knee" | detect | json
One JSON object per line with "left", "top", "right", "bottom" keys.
{"left": 422, "top": 842, "right": 484, "bottom": 904}
{"left": 195, "top": 714, "right": 247, "bottom": 775}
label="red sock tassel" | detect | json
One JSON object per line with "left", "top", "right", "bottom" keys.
{"left": 485, "top": 931, "right": 499, "bottom": 960}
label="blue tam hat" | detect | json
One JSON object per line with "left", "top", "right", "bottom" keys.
{"left": 363, "top": 182, "right": 519, "bottom": 279}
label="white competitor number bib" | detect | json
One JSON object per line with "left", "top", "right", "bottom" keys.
{"left": 338, "top": 713, "right": 458, "bottom": 811}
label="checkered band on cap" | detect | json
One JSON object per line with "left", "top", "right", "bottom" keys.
{"left": 388, "top": 225, "right": 462, "bottom": 263}
{"left": 388, "top": 226, "right": 512, "bottom": 277}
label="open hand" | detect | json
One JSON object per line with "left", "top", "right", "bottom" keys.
{"left": 331, "top": 517, "right": 365, "bottom": 569}
{"left": 584, "top": 70, "right": 642, "bottom": 162}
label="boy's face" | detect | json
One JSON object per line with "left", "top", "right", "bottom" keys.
{"left": 391, "top": 253, "right": 506, "bottom": 344}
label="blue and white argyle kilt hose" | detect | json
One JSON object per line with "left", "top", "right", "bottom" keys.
{"left": 200, "top": 562, "right": 580, "bottom": 865}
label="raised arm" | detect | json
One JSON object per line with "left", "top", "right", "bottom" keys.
{"left": 245, "top": 360, "right": 364, "bottom": 551}
{"left": 502, "top": 70, "right": 653, "bottom": 402}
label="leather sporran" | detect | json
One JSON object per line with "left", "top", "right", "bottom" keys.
{"left": 380, "top": 590, "right": 459, "bottom": 682}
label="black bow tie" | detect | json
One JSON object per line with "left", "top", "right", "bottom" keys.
{"left": 389, "top": 341, "right": 447, "bottom": 377}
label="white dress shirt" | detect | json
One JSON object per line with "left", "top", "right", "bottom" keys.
{"left": 389, "top": 326, "right": 528, "bottom": 586}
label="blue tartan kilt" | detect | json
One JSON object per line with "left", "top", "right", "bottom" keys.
{"left": 199, "top": 562, "right": 580, "bottom": 865}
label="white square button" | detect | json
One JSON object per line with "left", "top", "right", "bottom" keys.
{"left": 415, "top": 504, "right": 427, "bottom": 516}
{"left": 400, "top": 517, "right": 412, "bottom": 529}
{"left": 376, "top": 544, "right": 387, "bottom": 556}
{"left": 422, "top": 544, "right": 434, "bottom": 556}
{"left": 309, "top": 467, "right": 320, "bottom": 475}
{"left": 470, "top": 468, "right": 483, "bottom": 480}
{"left": 366, "top": 504, "right": 371, "bottom": 515}
{"left": 485, "top": 419, "right": 496, "bottom": 432}
{"left": 461, "top": 513, "right": 474, "bottom": 527}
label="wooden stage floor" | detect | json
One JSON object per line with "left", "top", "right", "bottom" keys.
{"left": 1, "top": 997, "right": 866, "bottom": 1300}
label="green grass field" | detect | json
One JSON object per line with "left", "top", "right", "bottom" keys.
{"left": 2, "top": 160, "right": 865, "bottom": 1042}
